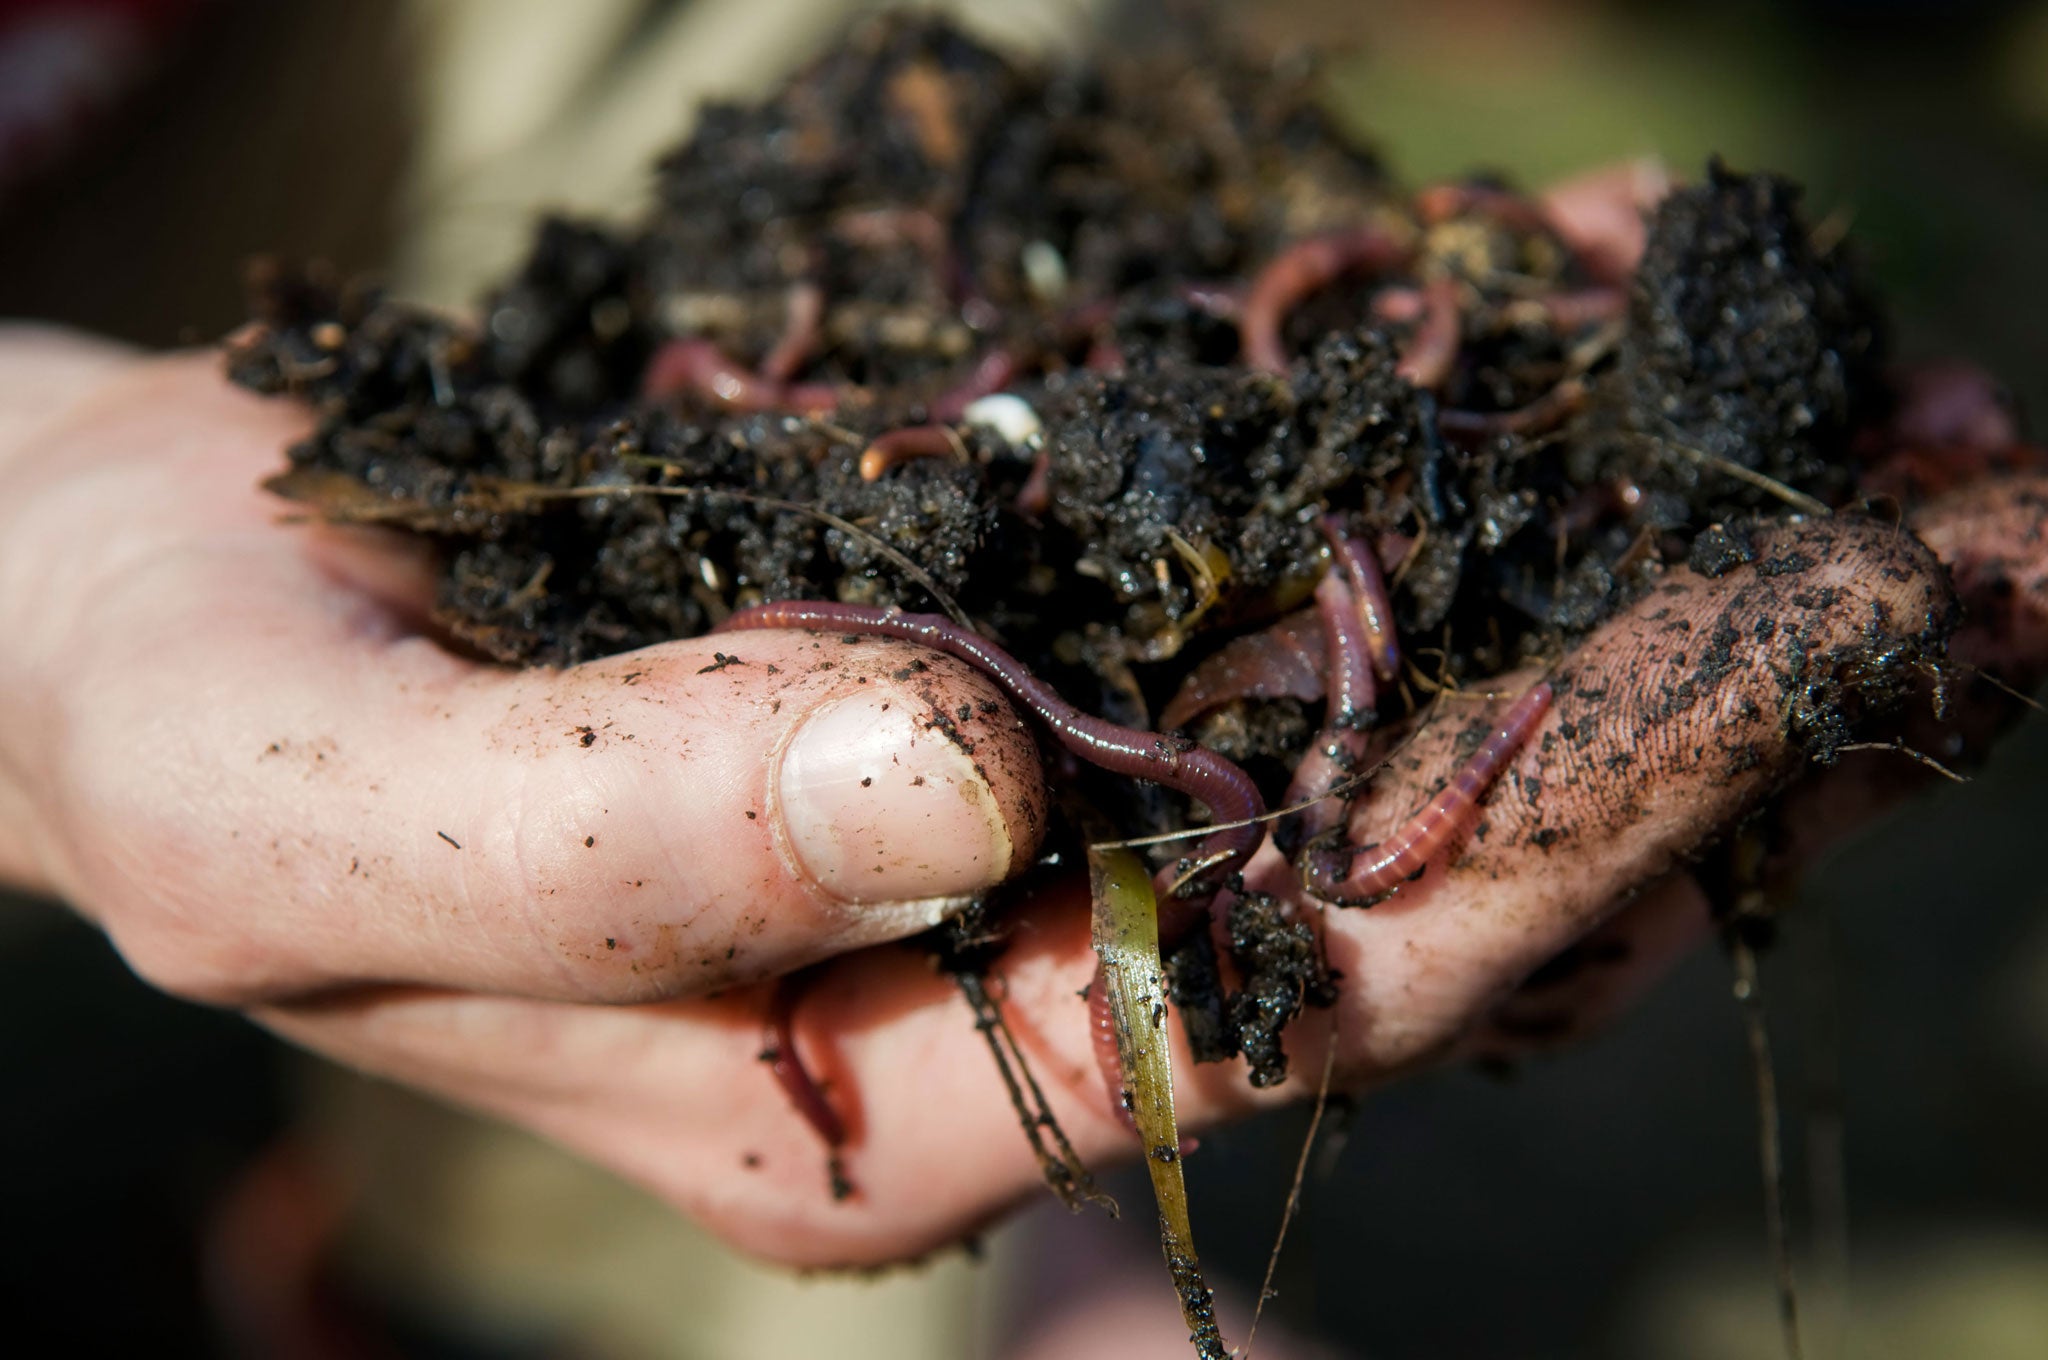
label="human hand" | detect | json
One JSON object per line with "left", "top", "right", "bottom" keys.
{"left": 3, "top": 326, "right": 2043, "bottom": 1272}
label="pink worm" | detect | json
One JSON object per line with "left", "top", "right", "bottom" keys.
{"left": 1298, "top": 682, "right": 1552, "bottom": 906}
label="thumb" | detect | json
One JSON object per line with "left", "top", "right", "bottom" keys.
{"left": 13, "top": 354, "right": 1046, "bottom": 1007}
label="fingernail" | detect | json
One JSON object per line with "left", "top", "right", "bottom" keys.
{"left": 775, "top": 688, "right": 1014, "bottom": 909}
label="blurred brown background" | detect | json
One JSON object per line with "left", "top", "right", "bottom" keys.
{"left": 3, "top": 1, "right": 2046, "bottom": 1356}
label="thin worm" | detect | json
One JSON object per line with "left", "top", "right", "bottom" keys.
{"left": 1240, "top": 226, "right": 1411, "bottom": 373}
{"left": 1087, "top": 889, "right": 1213, "bottom": 1138}
{"left": 1437, "top": 377, "right": 1587, "bottom": 442}
{"left": 1176, "top": 281, "right": 1242, "bottom": 320}
{"left": 1300, "top": 682, "right": 1553, "bottom": 906}
{"left": 1414, "top": 182, "right": 1556, "bottom": 235}
{"left": 716, "top": 602, "right": 1267, "bottom": 890}
{"left": 724, "top": 601, "right": 1265, "bottom": 1142}
{"left": 1014, "top": 446, "right": 1053, "bottom": 518}
{"left": 1318, "top": 517, "right": 1402, "bottom": 682}
{"left": 642, "top": 337, "right": 839, "bottom": 414}
{"left": 831, "top": 206, "right": 968, "bottom": 302}
{"left": 930, "top": 348, "right": 1020, "bottom": 422}
{"left": 1312, "top": 569, "right": 1377, "bottom": 727}
{"left": 1526, "top": 286, "right": 1626, "bottom": 332}
{"left": 1276, "top": 575, "right": 1378, "bottom": 855}
{"left": 1392, "top": 275, "right": 1463, "bottom": 391}
{"left": 1089, "top": 979, "right": 1131, "bottom": 1132}
{"left": 1372, "top": 286, "right": 1424, "bottom": 323}
{"left": 758, "top": 281, "right": 826, "bottom": 384}
{"left": 859, "top": 424, "right": 958, "bottom": 480}
{"left": 1157, "top": 606, "right": 1326, "bottom": 732}
{"left": 764, "top": 971, "right": 847, "bottom": 1149}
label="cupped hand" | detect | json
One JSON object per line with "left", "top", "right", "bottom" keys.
{"left": 3, "top": 327, "right": 2043, "bottom": 1273}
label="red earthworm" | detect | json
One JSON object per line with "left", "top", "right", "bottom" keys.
{"left": 1014, "top": 446, "right": 1054, "bottom": 518}
{"left": 1175, "top": 281, "right": 1242, "bottom": 320}
{"left": 924, "top": 297, "right": 1126, "bottom": 422}
{"left": 1436, "top": 376, "right": 1588, "bottom": 442}
{"left": 764, "top": 970, "right": 849, "bottom": 1183}
{"left": 1084, "top": 337, "right": 1126, "bottom": 373}
{"left": 1089, "top": 981, "right": 1133, "bottom": 1130}
{"left": 1278, "top": 588, "right": 1379, "bottom": 857}
{"left": 1392, "top": 275, "right": 1463, "bottom": 391}
{"left": 641, "top": 337, "right": 840, "bottom": 414}
{"left": 1420, "top": 180, "right": 1644, "bottom": 302}
{"left": 721, "top": 601, "right": 1265, "bottom": 1145}
{"left": 1319, "top": 518, "right": 1402, "bottom": 682}
{"left": 1280, "top": 531, "right": 1397, "bottom": 852}
{"left": 1087, "top": 884, "right": 1215, "bottom": 1139}
{"left": 1414, "top": 181, "right": 1555, "bottom": 235}
{"left": 929, "top": 348, "right": 1020, "bottom": 422}
{"left": 1372, "top": 286, "right": 1424, "bottom": 323}
{"left": 1158, "top": 608, "right": 1325, "bottom": 731}
{"left": 1524, "top": 285, "right": 1626, "bottom": 332}
{"left": 1240, "top": 226, "right": 1411, "bottom": 372}
{"left": 1299, "top": 681, "right": 1552, "bottom": 906}
{"left": 831, "top": 206, "right": 969, "bottom": 301}
{"left": 757, "top": 281, "right": 826, "bottom": 384}
{"left": 1312, "top": 568, "right": 1377, "bottom": 727}
{"left": 716, "top": 602, "right": 1267, "bottom": 891}
{"left": 858, "top": 424, "right": 959, "bottom": 481}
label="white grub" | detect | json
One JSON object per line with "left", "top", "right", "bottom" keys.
{"left": 962, "top": 393, "right": 1044, "bottom": 448}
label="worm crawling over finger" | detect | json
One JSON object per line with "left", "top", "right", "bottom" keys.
{"left": 718, "top": 601, "right": 1268, "bottom": 889}
{"left": 1300, "top": 681, "right": 1553, "bottom": 906}
{"left": 720, "top": 600, "right": 1268, "bottom": 1144}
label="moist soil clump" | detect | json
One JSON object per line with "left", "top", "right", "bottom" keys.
{"left": 225, "top": 12, "right": 1915, "bottom": 1061}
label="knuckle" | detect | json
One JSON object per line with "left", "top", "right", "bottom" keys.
{"left": 493, "top": 765, "right": 703, "bottom": 1003}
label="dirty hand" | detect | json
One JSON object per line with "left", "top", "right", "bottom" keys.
{"left": 2, "top": 325, "right": 2043, "bottom": 1270}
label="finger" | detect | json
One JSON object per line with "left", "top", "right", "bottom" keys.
{"left": 254, "top": 514, "right": 1958, "bottom": 1267}
{"left": 10, "top": 355, "right": 1046, "bottom": 1005}
{"left": 1911, "top": 473, "right": 2048, "bottom": 681}
{"left": 1737, "top": 474, "right": 2048, "bottom": 885}
{"left": 1464, "top": 871, "right": 1715, "bottom": 1061}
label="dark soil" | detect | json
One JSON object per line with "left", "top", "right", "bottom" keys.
{"left": 225, "top": 12, "right": 1904, "bottom": 1065}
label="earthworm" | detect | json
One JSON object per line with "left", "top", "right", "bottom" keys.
{"left": 1524, "top": 286, "right": 1627, "bottom": 332}
{"left": 858, "top": 424, "right": 958, "bottom": 480}
{"left": 1014, "top": 446, "right": 1054, "bottom": 518}
{"left": 716, "top": 602, "right": 1267, "bottom": 889}
{"left": 1157, "top": 608, "right": 1326, "bottom": 731}
{"left": 641, "top": 337, "right": 840, "bottom": 414}
{"left": 721, "top": 601, "right": 1266, "bottom": 1144}
{"left": 757, "top": 281, "right": 827, "bottom": 384}
{"left": 1312, "top": 569, "right": 1377, "bottom": 727}
{"left": 1436, "top": 377, "right": 1588, "bottom": 442}
{"left": 1273, "top": 572, "right": 1381, "bottom": 862}
{"left": 1414, "top": 181, "right": 1555, "bottom": 235}
{"left": 764, "top": 971, "right": 847, "bottom": 1148}
{"left": 929, "top": 348, "right": 1021, "bottom": 422}
{"left": 1175, "top": 281, "right": 1242, "bottom": 320}
{"left": 834, "top": 204, "right": 983, "bottom": 309}
{"left": 1280, "top": 529, "right": 1396, "bottom": 854}
{"left": 1372, "top": 287, "right": 1425, "bottom": 323}
{"left": 1392, "top": 275, "right": 1463, "bottom": 391}
{"left": 1239, "top": 226, "right": 1411, "bottom": 372}
{"left": 1299, "top": 681, "right": 1552, "bottom": 906}
{"left": 1319, "top": 518, "right": 1403, "bottom": 683}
